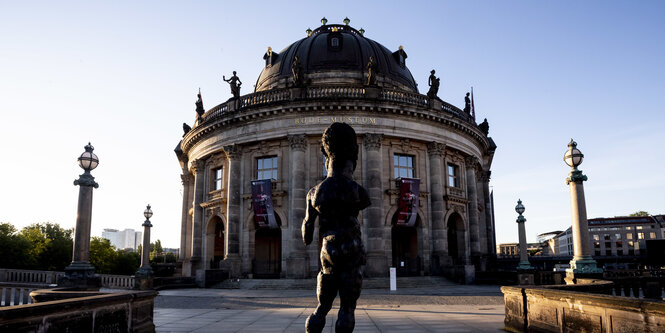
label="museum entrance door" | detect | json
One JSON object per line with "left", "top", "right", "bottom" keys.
{"left": 253, "top": 228, "right": 281, "bottom": 278}
{"left": 392, "top": 225, "right": 419, "bottom": 276}
{"left": 447, "top": 212, "right": 466, "bottom": 265}
{"left": 213, "top": 220, "right": 225, "bottom": 266}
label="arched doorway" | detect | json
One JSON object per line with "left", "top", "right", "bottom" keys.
{"left": 206, "top": 216, "right": 225, "bottom": 269}
{"left": 391, "top": 214, "right": 420, "bottom": 276}
{"left": 253, "top": 215, "right": 282, "bottom": 278}
{"left": 447, "top": 212, "right": 466, "bottom": 265}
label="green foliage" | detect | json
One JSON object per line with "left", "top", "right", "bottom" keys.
{"left": 20, "top": 223, "right": 73, "bottom": 270}
{"left": 165, "top": 252, "right": 177, "bottom": 263}
{"left": 89, "top": 237, "right": 118, "bottom": 274}
{"left": 629, "top": 211, "right": 650, "bottom": 217}
{"left": 149, "top": 239, "right": 164, "bottom": 262}
{"left": 0, "top": 222, "right": 34, "bottom": 269}
{"left": 114, "top": 250, "right": 140, "bottom": 275}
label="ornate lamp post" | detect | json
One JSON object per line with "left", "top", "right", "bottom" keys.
{"left": 564, "top": 139, "right": 602, "bottom": 283}
{"left": 135, "top": 204, "right": 154, "bottom": 289}
{"left": 60, "top": 143, "right": 101, "bottom": 289}
{"left": 515, "top": 199, "right": 533, "bottom": 270}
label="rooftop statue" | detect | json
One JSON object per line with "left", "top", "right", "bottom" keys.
{"left": 291, "top": 55, "right": 304, "bottom": 87}
{"left": 366, "top": 56, "right": 377, "bottom": 86}
{"left": 223, "top": 71, "right": 242, "bottom": 99}
{"left": 182, "top": 123, "right": 191, "bottom": 137}
{"left": 195, "top": 91, "right": 205, "bottom": 119}
{"left": 479, "top": 118, "right": 489, "bottom": 135}
{"left": 427, "top": 69, "right": 440, "bottom": 99}
{"left": 302, "top": 122, "right": 370, "bottom": 333}
{"left": 463, "top": 92, "right": 471, "bottom": 114}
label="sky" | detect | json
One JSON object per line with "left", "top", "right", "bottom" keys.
{"left": 1, "top": 1, "right": 663, "bottom": 249}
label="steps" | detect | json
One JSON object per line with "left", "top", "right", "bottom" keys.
{"left": 211, "top": 275, "right": 455, "bottom": 290}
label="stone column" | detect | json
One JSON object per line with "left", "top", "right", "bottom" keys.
{"left": 179, "top": 173, "right": 192, "bottom": 265}
{"left": 363, "top": 134, "right": 386, "bottom": 277}
{"left": 190, "top": 159, "right": 206, "bottom": 273}
{"left": 224, "top": 144, "right": 242, "bottom": 277}
{"left": 565, "top": 168, "right": 602, "bottom": 283}
{"left": 287, "top": 134, "right": 309, "bottom": 278}
{"left": 427, "top": 142, "right": 449, "bottom": 272}
{"left": 481, "top": 171, "right": 495, "bottom": 257}
{"left": 464, "top": 157, "right": 481, "bottom": 259}
{"left": 60, "top": 168, "right": 100, "bottom": 289}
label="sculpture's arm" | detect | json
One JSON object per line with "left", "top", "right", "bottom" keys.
{"left": 302, "top": 195, "right": 318, "bottom": 246}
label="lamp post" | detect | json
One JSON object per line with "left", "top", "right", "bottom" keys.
{"left": 515, "top": 199, "right": 533, "bottom": 270}
{"left": 135, "top": 204, "right": 154, "bottom": 289}
{"left": 60, "top": 143, "right": 101, "bottom": 289}
{"left": 564, "top": 139, "right": 602, "bottom": 284}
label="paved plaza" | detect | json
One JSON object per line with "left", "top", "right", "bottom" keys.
{"left": 152, "top": 282, "right": 506, "bottom": 332}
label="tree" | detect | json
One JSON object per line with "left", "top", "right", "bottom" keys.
{"left": 0, "top": 222, "right": 33, "bottom": 269}
{"left": 114, "top": 250, "right": 140, "bottom": 275}
{"left": 629, "top": 211, "right": 650, "bottom": 217}
{"left": 89, "top": 237, "right": 118, "bottom": 274}
{"left": 18, "top": 222, "right": 73, "bottom": 270}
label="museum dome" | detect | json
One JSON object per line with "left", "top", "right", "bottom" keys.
{"left": 254, "top": 21, "right": 418, "bottom": 93}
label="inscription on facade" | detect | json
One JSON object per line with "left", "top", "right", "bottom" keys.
{"left": 295, "top": 116, "right": 377, "bottom": 125}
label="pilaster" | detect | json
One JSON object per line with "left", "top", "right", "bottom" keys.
{"left": 363, "top": 133, "right": 386, "bottom": 277}
{"left": 286, "top": 134, "right": 309, "bottom": 278}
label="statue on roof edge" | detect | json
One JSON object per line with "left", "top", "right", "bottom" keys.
{"left": 223, "top": 71, "right": 242, "bottom": 99}
{"left": 427, "top": 69, "right": 439, "bottom": 99}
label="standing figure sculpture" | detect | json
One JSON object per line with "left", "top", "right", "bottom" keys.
{"left": 366, "top": 56, "right": 377, "bottom": 85}
{"left": 223, "top": 71, "right": 242, "bottom": 99}
{"left": 291, "top": 55, "right": 304, "bottom": 87}
{"left": 427, "top": 69, "right": 440, "bottom": 98}
{"left": 302, "top": 122, "right": 370, "bottom": 333}
{"left": 195, "top": 90, "right": 205, "bottom": 120}
{"left": 463, "top": 92, "right": 471, "bottom": 114}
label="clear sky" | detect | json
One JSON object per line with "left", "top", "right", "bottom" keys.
{"left": 1, "top": 1, "right": 663, "bottom": 249}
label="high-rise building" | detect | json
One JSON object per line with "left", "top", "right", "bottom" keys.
{"left": 101, "top": 228, "right": 142, "bottom": 251}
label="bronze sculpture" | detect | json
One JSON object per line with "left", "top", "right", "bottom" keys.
{"left": 302, "top": 122, "right": 370, "bottom": 333}
{"left": 195, "top": 91, "right": 205, "bottom": 119}
{"left": 291, "top": 55, "right": 304, "bottom": 87}
{"left": 223, "top": 71, "right": 242, "bottom": 99}
{"left": 366, "top": 56, "right": 377, "bottom": 85}
{"left": 427, "top": 69, "right": 440, "bottom": 98}
{"left": 463, "top": 92, "right": 471, "bottom": 114}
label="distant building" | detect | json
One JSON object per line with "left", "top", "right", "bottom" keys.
{"left": 497, "top": 242, "right": 540, "bottom": 257}
{"left": 101, "top": 228, "right": 142, "bottom": 251}
{"left": 549, "top": 215, "right": 665, "bottom": 257}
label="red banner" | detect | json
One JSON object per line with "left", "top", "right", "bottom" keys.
{"left": 251, "top": 179, "right": 278, "bottom": 229}
{"left": 396, "top": 178, "right": 419, "bottom": 227}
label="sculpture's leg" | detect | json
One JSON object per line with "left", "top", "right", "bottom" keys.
{"left": 335, "top": 269, "right": 362, "bottom": 333}
{"left": 306, "top": 272, "right": 337, "bottom": 333}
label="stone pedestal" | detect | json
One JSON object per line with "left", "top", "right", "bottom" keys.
{"left": 58, "top": 264, "right": 101, "bottom": 290}
{"left": 365, "top": 87, "right": 380, "bottom": 99}
{"left": 517, "top": 272, "right": 535, "bottom": 285}
{"left": 429, "top": 98, "right": 442, "bottom": 111}
{"left": 289, "top": 87, "right": 305, "bottom": 100}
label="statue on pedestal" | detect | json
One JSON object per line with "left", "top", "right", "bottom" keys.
{"left": 292, "top": 55, "right": 304, "bottom": 87}
{"left": 366, "top": 56, "right": 377, "bottom": 86}
{"left": 427, "top": 69, "right": 440, "bottom": 99}
{"left": 302, "top": 122, "right": 370, "bottom": 333}
{"left": 223, "top": 71, "right": 242, "bottom": 99}
{"left": 463, "top": 92, "right": 471, "bottom": 114}
{"left": 195, "top": 90, "right": 205, "bottom": 119}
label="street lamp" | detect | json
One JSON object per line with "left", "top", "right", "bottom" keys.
{"left": 136, "top": 204, "right": 154, "bottom": 289}
{"left": 564, "top": 139, "right": 602, "bottom": 284}
{"left": 515, "top": 199, "right": 533, "bottom": 270}
{"left": 60, "top": 143, "right": 101, "bottom": 289}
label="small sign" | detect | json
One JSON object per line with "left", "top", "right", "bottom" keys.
{"left": 389, "top": 267, "right": 396, "bottom": 291}
{"left": 400, "top": 261, "right": 405, "bottom": 267}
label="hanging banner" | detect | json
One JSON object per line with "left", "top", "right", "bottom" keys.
{"left": 251, "top": 179, "right": 278, "bottom": 229}
{"left": 396, "top": 178, "right": 419, "bottom": 227}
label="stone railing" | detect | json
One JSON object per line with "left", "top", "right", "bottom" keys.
{"left": 0, "top": 282, "right": 52, "bottom": 307}
{"left": 99, "top": 274, "right": 135, "bottom": 289}
{"left": 198, "top": 86, "right": 473, "bottom": 127}
{"left": 502, "top": 281, "right": 665, "bottom": 333}
{"left": 0, "top": 269, "right": 64, "bottom": 285}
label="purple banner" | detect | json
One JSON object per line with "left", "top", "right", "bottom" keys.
{"left": 396, "top": 178, "right": 419, "bottom": 227}
{"left": 251, "top": 179, "right": 278, "bottom": 229}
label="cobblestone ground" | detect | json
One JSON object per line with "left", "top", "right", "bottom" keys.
{"left": 153, "top": 285, "right": 506, "bottom": 332}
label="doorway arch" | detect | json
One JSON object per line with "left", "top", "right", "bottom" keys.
{"left": 205, "top": 216, "right": 225, "bottom": 269}
{"left": 391, "top": 213, "right": 421, "bottom": 276}
{"left": 253, "top": 214, "right": 282, "bottom": 278}
{"left": 447, "top": 212, "right": 466, "bottom": 265}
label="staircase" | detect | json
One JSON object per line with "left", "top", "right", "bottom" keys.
{"left": 212, "top": 275, "right": 455, "bottom": 290}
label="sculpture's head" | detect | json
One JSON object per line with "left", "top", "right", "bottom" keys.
{"left": 321, "top": 122, "right": 358, "bottom": 172}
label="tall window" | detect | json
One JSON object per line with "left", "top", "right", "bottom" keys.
{"left": 323, "top": 156, "right": 328, "bottom": 177}
{"left": 257, "top": 156, "right": 278, "bottom": 180}
{"left": 447, "top": 164, "right": 459, "bottom": 188}
{"left": 393, "top": 154, "right": 414, "bottom": 178}
{"left": 213, "top": 167, "right": 223, "bottom": 190}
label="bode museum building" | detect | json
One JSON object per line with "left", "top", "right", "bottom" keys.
{"left": 176, "top": 20, "right": 497, "bottom": 283}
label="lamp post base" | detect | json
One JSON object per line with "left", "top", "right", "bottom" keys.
{"left": 565, "top": 257, "right": 603, "bottom": 284}
{"left": 58, "top": 262, "right": 101, "bottom": 290}
{"left": 517, "top": 261, "right": 534, "bottom": 271}
{"left": 135, "top": 266, "right": 154, "bottom": 290}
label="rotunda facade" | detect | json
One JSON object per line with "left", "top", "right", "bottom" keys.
{"left": 176, "top": 22, "right": 497, "bottom": 283}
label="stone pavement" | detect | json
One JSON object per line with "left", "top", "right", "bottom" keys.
{"left": 152, "top": 283, "right": 506, "bottom": 332}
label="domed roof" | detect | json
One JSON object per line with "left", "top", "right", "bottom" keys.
{"left": 254, "top": 23, "right": 418, "bottom": 93}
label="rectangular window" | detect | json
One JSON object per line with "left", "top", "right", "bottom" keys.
{"left": 447, "top": 164, "right": 459, "bottom": 188}
{"left": 322, "top": 156, "right": 328, "bottom": 177}
{"left": 627, "top": 233, "right": 633, "bottom": 240}
{"left": 626, "top": 226, "right": 632, "bottom": 230}
{"left": 214, "top": 167, "right": 223, "bottom": 190}
{"left": 394, "top": 154, "right": 415, "bottom": 178}
{"left": 257, "top": 156, "right": 278, "bottom": 180}
{"left": 628, "top": 241, "right": 635, "bottom": 255}
{"left": 604, "top": 234, "right": 610, "bottom": 241}
{"left": 649, "top": 232, "right": 656, "bottom": 239}
{"left": 636, "top": 226, "right": 643, "bottom": 230}
{"left": 615, "top": 233, "right": 621, "bottom": 240}
{"left": 638, "top": 232, "right": 645, "bottom": 240}
{"left": 593, "top": 235, "right": 599, "bottom": 241}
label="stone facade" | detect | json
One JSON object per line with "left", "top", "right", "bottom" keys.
{"left": 175, "top": 23, "right": 497, "bottom": 282}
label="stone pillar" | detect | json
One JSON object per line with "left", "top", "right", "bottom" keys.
{"left": 60, "top": 168, "right": 101, "bottom": 289}
{"left": 363, "top": 134, "right": 386, "bottom": 277}
{"left": 179, "top": 173, "right": 192, "bottom": 266}
{"left": 481, "top": 171, "right": 495, "bottom": 257}
{"left": 135, "top": 211, "right": 154, "bottom": 290}
{"left": 464, "top": 157, "right": 481, "bottom": 260}
{"left": 224, "top": 144, "right": 242, "bottom": 277}
{"left": 286, "top": 134, "right": 309, "bottom": 278}
{"left": 565, "top": 169, "right": 602, "bottom": 283}
{"left": 427, "top": 142, "right": 449, "bottom": 272}
{"left": 190, "top": 159, "right": 206, "bottom": 273}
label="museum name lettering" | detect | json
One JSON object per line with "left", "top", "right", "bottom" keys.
{"left": 295, "top": 116, "right": 377, "bottom": 125}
